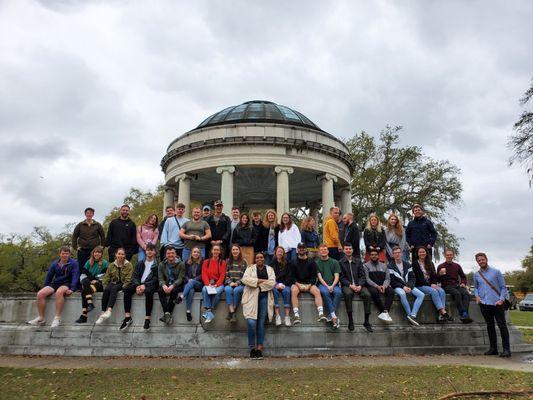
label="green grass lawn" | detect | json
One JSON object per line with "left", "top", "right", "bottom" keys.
{"left": 1, "top": 366, "right": 531, "bottom": 400}
{"left": 510, "top": 310, "right": 533, "bottom": 343}
{"left": 510, "top": 310, "right": 533, "bottom": 327}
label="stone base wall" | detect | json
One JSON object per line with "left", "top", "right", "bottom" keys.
{"left": 0, "top": 293, "right": 530, "bottom": 357}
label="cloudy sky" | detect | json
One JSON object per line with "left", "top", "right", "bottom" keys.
{"left": 0, "top": 0, "right": 532, "bottom": 272}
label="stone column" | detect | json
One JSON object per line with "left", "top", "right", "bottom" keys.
{"left": 175, "top": 174, "right": 192, "bottom": 217}
{"left": 216, "top": 166, "right": 236, "bottom": 211}
{"left": 319, "top": 173, "right": 337, "bottom": 221}
{"left": 274, "top": 166, "right": 294, "bottom": 218}
{"left": 163, "top": 185, "right": 175, "bottom": 213}
{"left": 340, "top": 187, "right": 352, "bottom": 216}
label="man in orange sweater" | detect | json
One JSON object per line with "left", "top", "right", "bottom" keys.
{"left": 324, "top": 206, "right": 343, "bottom": 260}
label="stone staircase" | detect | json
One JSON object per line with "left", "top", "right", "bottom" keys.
{"left": 0, "top": 293, "right": 530, "bottom": 357}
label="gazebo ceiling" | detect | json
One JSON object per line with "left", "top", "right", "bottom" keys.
{"left": 190, "top": 167, "right": 333, "bottom": 208}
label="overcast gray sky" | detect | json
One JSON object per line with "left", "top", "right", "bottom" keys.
{"left": 0, "top": 0, "right": 532, "bottom": 272}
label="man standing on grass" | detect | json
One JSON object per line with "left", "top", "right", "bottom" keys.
{"left": 474, "top": 252, "right": 511, "bottom": 357}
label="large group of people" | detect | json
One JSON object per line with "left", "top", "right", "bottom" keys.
{"left": 28, "top": 202, "right": 512, "bottom": 359}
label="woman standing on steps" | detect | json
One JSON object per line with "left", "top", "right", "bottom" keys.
{"left": 95, "top": 248, "right": 134, "bottom": 328}
{"left": 242, "top": 252, "right": 276, "bottom": 360}
{"left": 75, "top": 246, "right": 108, "bottom": 323}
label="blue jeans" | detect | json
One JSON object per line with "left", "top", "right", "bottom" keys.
{"left": 246, "top": 291, "right": 268, "bottom": 348}
{"left": 202, "top": 285, "right": 224, "bottom": 310}
{"left": 417, "top": 285, "right": 446, "bottom": 310}
{"left": 286, "top": 249, "right": 297, "bottom": 264}
{"left": 318, "top": 284, "right": 342, "bottom": 316}
{"left": 394, "top": 287, "right": 425, "bottom": 317}
{"left": 182, "top": 247, "right": 206, "bottom": 263}
{"left": 183, "top": 279, "right": 203, "bottom": 310}
{"left": 225, "top": 285, "right": 244, "bottom": 308}
{"left": 138, "top": 248, "right": 146, "bottom": 262}
{"left": 272, "top": 284, "right": 291, "bottom": 308}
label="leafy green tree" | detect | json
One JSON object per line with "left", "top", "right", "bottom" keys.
{"left": 346, "top": 126, "right": 463, "bottom": 259}
{"left": 103, "top": 186, "right": 164, "bottom": 230}
{"left": 0, "top": 227, "right": 71, "bottom": 292}
{"left": 512, "top": 242, "right": 533, "bottom": 294}
{"left": 509, "top": 77, "right": 533, "bottom": 186}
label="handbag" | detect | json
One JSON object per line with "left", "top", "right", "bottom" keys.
{"left": 478, "top": 270, "right": 511, "bottom": 310}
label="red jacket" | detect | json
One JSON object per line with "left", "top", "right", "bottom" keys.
{"left": 201, "top": 258, "right": 226, "bottom": 287}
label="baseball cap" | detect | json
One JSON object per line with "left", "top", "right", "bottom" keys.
{"left": 297, "top": 242, "right": 306, "bottom": 249}
{"left": 214, "top": 200, "right": 223, "bottom": 206}
{"left": 203, "top": 205, "right": 211, "bottom": 211}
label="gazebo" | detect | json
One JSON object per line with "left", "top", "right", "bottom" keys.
{"left": 160, "top": 100, "right": 354, "bottom": 219}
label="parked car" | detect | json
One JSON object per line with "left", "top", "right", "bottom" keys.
{"left": 518, "top": 294, "right": 533, "bottom": 311}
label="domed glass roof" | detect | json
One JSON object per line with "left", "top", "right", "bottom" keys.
{"left": 195, "top": 100, "right": 322, "bottom": 131}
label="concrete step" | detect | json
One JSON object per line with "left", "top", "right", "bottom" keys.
{"left": 0, "top": 292, "right": 528, "bottom": 357}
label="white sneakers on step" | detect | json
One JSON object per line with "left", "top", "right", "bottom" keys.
{"left": 378, "top": 312, "right": 393, "bottom": 323}
{"left": 27, "top": 317, "right": 45, "bottom": 326}
{"left": 95, "top": 310, "right": 112, "bottom": 325}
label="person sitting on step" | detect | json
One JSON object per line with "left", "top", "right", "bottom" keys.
{"left": 75, "top": 246, "right": 107, "bottom": 323}
{"left": 157, "top": 246, "right": 185, "bottom": 326}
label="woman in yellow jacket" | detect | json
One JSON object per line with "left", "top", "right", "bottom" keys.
{"left": 241, "top": 252, "right": 276, "bottom": 360}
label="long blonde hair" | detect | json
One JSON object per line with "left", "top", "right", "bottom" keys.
{"left": 262, "top": 209, "right": 279, "bottom": 229}
{"left": 300, "top": 216, "right": 315, "bottom": 232}
{"left": 386, "top": 213, "right": 404, "bottom": 236}
{"left": 365, "top": 213, "right": 382, "bottom": 231}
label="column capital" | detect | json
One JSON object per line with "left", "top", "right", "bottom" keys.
{"left": 163, "top": 184, "right": 176, "bottom": 191}
{"left": 317, "top": 173, "right": 338, "bottom": 183}
{"left": 274, "top": 166, "right": 294, "bottom": 175}
{"left": 175, "top": 173, "right": 193, "bottom": 183}
{"left": 216, "top": 165, "right": 236, "bottom": 174}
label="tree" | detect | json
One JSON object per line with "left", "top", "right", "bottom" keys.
{"left": 103, "top": 186, "right": 164, "bottom": 230}
{"left": 346, "top": 126, "right": 463, "bottom": 259}
{"left": 509, "top": 77, "right": 533, "bottom": 186}
{"left": 510, "top": 242, "right": 533, "bottom": 295}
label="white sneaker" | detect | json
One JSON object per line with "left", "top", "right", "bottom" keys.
{"left": 95, "top": 312, "right": 109, "bottom": 325}
{"left": 284, "top": 316, "right": 292, "bottom": 327}
{"left": 27, "top": 317, "right": 45, "bottom": 326}
{"left": 102, "top": 310, "right": 112, "bottom": 320}
{"left": 378, "top": 312, "right": 393, "bottom": 323}
{"left": 50, "top": 317, "right": 60, "bottom": 328}
{"left": 275, "top": 314, "right": 282, "bottom": 326}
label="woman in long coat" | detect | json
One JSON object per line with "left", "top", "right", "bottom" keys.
{"left": 241, "top": 252, "right": 276, "bottom": 360}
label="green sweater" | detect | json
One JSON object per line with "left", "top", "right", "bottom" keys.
{"left": 315, "top": 257, "right": 341, "bottom": 286}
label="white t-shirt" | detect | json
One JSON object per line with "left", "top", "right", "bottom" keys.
{"left": 141, "top": 260, "right": 154, "bottom": 283}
